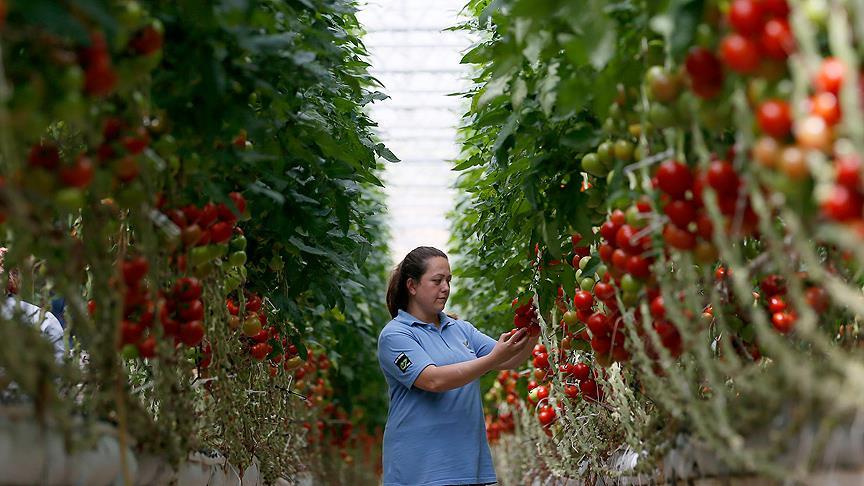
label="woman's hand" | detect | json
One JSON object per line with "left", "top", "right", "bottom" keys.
{"left": 488, "top": 328, "right": 531, "bottom": 366}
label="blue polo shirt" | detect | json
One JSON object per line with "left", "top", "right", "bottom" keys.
{"left": 378, "top": 309, "right": 498, "bottom": 486}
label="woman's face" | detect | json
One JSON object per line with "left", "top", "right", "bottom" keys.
{"left": 409, "top": 256, "right": 451, "bottom": 315}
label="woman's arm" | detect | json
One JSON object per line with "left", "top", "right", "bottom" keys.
{"left": 414, "top": 328, "right": 530, "bottom": 392}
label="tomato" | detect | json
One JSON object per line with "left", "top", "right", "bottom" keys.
{"left": 815, "top": 57, "right": 845, "bottom": 94}
{"left": 728, "top": 0, "right": 764, "bottom": 35}
{"left": 613, "top": 140, "right": 635, "bottom": 161}
{"left": 198, "top": 203, "right": 218, "bottom": 227}
{"left": 208, "top": 221, "right": 233, "bottom": 244}
{"left": 720, "top": 34, "right": 761, "bottom": 74}
{"left": 610, "top": 209, "right": 626, "bottom": 226}
{"left": 626, "top": 255, "right": 651, "bottom": 279}
{"left": 181, "top": 224, "right": 204, "bottom": 247}
{"left": 685, "top": 47, "right": 723, "bottom": 82}
{"left": 129, "top": 25, "right": 163, "bottom": 56}
{"left": 173, "top": 277, "right": 202, "bottom": 301}
{"left": 593, "top": 282, "right": 615, "bottom": 301}
{"left": 663, "top": 223, "right": 696, "bottom": 250}
{"left": 597, "top": 141, "right": 614, "bottom": 167}
{"left": 599, "top": 221, "right": 619, "bottom": 243}
{"left": 28, "top": 143, "right": 60, "bottom": 169}
{"left": 226, "top": 298, "right": 240, "bottom": 316}
{"left": 252, "top": 329, "right": 270, "bottom": 343}
{"left": 753, "top": 136, "right": 781, "bottom": 168}
{"left": 767, "top": 295, "right": 787, "bottom": 313}
{"left": 60, "top": 155, "right": 95, "bottom": 188}
{"left": 597, "top": 243, "right": 614, "bottom": 263}
{"left": 656, "top": 160, "right": 693, "bottom": 199}
{"left": 760, "top": 275, "right": 786, "bottom": 297}
{"left": 122, "top": 130, "right": 150, "bottom": 154}
{"left": 835, "top": 155, "right": 862, "bottom": 189}
{"left": 805, "top": 287, "right": 829, "bottom": 312}
{"left": 771, "top": 312, "right": 795, "bottom": 333}
{"left": 250, "top": 342, "right": 270, "bottom": 361}
{"left": 757, "top": 99, "right": 792, "bottom": 138}
{"left": 611, "top": 248, "right": 629, "bottom": 271}
{"left": 570, "top": 363, "right": 591, "bottom": 381}
{"left": 246, "top": 294, "right": 263, "bottom": 313}
{"left": 821, "top": 185, "right": 863, "bottom": 221}
{"left": 538, "top": 407, "right": 556, "bottom": 427}
{"left": 137, "top": 336, "right": 157, "bottom": 359}
{"left": 573, "top": 290, "right": 594, "bottom": 311}
{"left": 178, "top": 299, "right": 204, "bottom": 322}
{"left": 649, "top": 295, "right": 665, "bottom": 319}
{"left": 122, "top": 256, "right": 149, "bottom": 286}
{"left": 532, "top": 352, "right": 550, "bottom": 369}
{"left": 229, "top": 191, "right": 247, "bottom": 214}
{"left": 84, "top": 63, "right": 117, "bottom": 97}
{"left": 762, "top": 0, "right": 790, "bottom": 18}
{"left": 778, "top": 146, "right": 808, "bottom": 180}
{"left": 115, "top": 156, "right": 140, "bottom": 182}
{"left": 120, "top": 321, "right": 144, "bottom": 345}
{"left": 664, "top": 200, "right": 697, "bottom": 228}
{"left": 562, "top": 310, "right": 578, "bottom": 326}
{"left": 707, "top": 160, "right": 739, "bottom": 194}
{"left": 615, "top": 224, "right": 640, "bottom": 254}
{"left": 760, "top": 19, "right": 795, "bottom": 60}
{"left": 579, "top": 379, "right": 599, "bottom": 400}
{"left": 796, "top": 115, "right": 832, "bottom": 152}
{"left": 810, "top": 92, "right": 841, "bottom": 125}
{"left": 646, "top": 66, "right": 680, "bottom": 102}
{"left": 582, "top": 153, "right": 605, "bottom": 177}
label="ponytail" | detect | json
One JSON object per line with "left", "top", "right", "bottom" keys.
{"left": 386, "top": 247, "right": 447, "bottom": 318}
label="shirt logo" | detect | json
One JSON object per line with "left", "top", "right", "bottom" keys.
{"left": 394, "top": 353, "right": 412, "bottom": 373}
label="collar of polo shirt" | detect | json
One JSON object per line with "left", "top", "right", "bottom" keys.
{"left": 395, "top": 308, "right": 455, "bottom": 328}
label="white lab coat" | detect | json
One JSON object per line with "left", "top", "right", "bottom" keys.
{"left": 2, "top": 296, "right": 66, "bottom": 362}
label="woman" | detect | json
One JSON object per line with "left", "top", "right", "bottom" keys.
{"left": 378, "top": 247, "right": 538, "bottom": 486}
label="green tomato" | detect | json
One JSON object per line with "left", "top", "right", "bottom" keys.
{"left": 229, "top": 235, "right": 247, "bottom": 251}
{"left": 582, "top": 153, "right": 606, "bottom": 177}
{"left": 189, "top": 246, "right": 211, "bottom": 268}
{"left": 695, "top": 23, "right": 715, "bottom": 48}
{"left": 224, "top": 272, "right": 242, "bottom": 292}
{"left": 596, "top": 264, "right": 608, "bottom": 279}
{"left": 54, "top": 188, "right": 85, "bottom": 212}
{"left": 626, "top": 206, "right": 647, "bottom": 229}
{"left": 121, "top": 344, "right": 139, "bottom": 360}
{"left": 597, "top": 142, "right": 614, "bottom": 167}
{"left": 633, "top": 145, "right": 646, "bottom": 162}
{"left": 620, "top": 274, "right": 641, "bottom": 293}
{"left": 649, "top": 103, "right": 675, "bottom": 129}
{"left": 621, "top": 291, "right": 639, "bottom": 307}
{"left": 578, "top": 256, "right": 591, "bottom": 270}
{"left": 614, "top": 140, "right": 634, "bottom": 162}
{"left": 580, "top": 277, "right": 595, "bottom": 291}
{"left": 645, "top": 40, "right": 665, "bottom": 66}
{"left": 193, "top": 262, "right": 214, "bottom": 279}
{"left": 228, "top": 250, "right": 247, "bottom": 268}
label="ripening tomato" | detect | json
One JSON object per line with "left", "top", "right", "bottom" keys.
{"left": 663, "top": 223, "right": 697, "bottom": 250}
{"left": 815, "top": 57, "right": 845, "bottom": 94}
{"left": 796, "top": 115, "right": 832, "bottom": 151}
{"left": 810, "top": 92, "right": 841, "bottom": 125}
{"left": 753, "top": 136, "right": 781, "bottom": 168}
{"left": 60, "top": 155, "right": 95, "bottom": 188}
{"left": 721, "top": 34, "right": 761, "bottom": 73}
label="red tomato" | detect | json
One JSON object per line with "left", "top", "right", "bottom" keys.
{"left": 686, "top": 47, "right": 724, "bottom": 82}
{"left": 122, "top": 256, "right": 149, "bottom": 286}
{"left": 767, "top": 295, "right": 787, "bottom": 313}
{"left": 178, "top": 299, "right": 205, "bottom": 322}
{"left": 60, "top": 155, "right": 95, "bottom": 188}
{"left": 835, "top": 155, "right": 862, "bottom": 190}
{"left": 115, "top": 156, "right": 140, "bottom": 182}
{"left": 573, "top": 290, "right": 594, "bottom": 311}
{"left": 762, "top": 0, "right": 789, "bottom": 18}
{"left": 728, "top": 0, "right": 764, "bottom": 35}
{"left": 246, "top": 294, "right": 263, "bottom": 313}
{"left": 137, "top": 336, "right": 157, "bottom": 359}
{"left": 129, "top": 25, "right": 163, "bottom": 56}
{"left": 251, "top": 342, "right": 271, "bottom": 361}
{"left": 664, "top": 200, "right": 697, "bottom": 228}
{"left": 662, "top": 224, "right": 697, "bottom": 250}
{"left": 757, "top": 99, "right": 792, "bottom": 138}
{"left": 626, "top": 255, "right": 651, "bottom": 279}
{"left": 598, "top": 243, "right": 614, "bottom": 262}
{"left": 760, "top": 18, "right": 795, "bottom": 59}
{"left": 771, "top": 312, "right": 795, "bottom": 333}
{"left": 821, "top": 185, "right": 863, "bottom": 221}
{"left": 720, "top": 34, "right": 761, "bottom": 73}
{"left": 615, "top": 224, "right": 640, "bottom": 254}
{"left": 706, "top": 160, "right": 740, "bottom": 194}
{"left": 229, "top": 191, "right": 247, "bottom": 214}
{"left": 593, "top": 282, "right": 615, "bottom": 301}
{"left": 696, "top": 213, "right": 714, "bottom": 239}
{"left": 611, "top": 248, "right": 629, "bottom": 271}
{"left": 571, "top": 362, "right": 591, "bottom": 381}
{"left": 179, "top": 321, "right": 205, "bottom": 346}
{"left": 209, "top": 221, "right": 233, "bottom": 243}
{"left": 579, "top": 379, "right": 599, "bottom": 400}
{"left": 28, "top": 143, "right": 60, "bottom": 169}
{"left": 173, "top": 277, "right": 202, "bottom": 301}
{"left": 600, "top": 221, "right": 620, "bottom": 243}
{"left": 805, "top": 287, "right": 829, "bottom": 312}
{"left": 656, "top": 160, "right": 693, "bottom": 199}
{"left": 197, "top": 203, "right": 218, "bottom": 227}
{"left": 120, "top": 321, "right": 144, "bottom": 345}
{"left": 650, "top": 295, "right": 666, "bottom": 319}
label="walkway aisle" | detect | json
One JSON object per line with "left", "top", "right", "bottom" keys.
{"left": 357, "top": 0, "right": 475, "bottom": 264}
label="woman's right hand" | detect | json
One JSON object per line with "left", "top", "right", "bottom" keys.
{"left": 488, "top": 328, "right": 531, "bottom": 366}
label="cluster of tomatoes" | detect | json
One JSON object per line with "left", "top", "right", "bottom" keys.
{"left": 485, "top": 410, "right": 515, "bottom": 444}
{"left": 114, "top": 255, "right": 158, "bottom": 359}
{"left": 511, "top": 298, "right": 541, "bottom": 336}
{"left": 79, "top": 24, "right": 162, "bottom": 99}
{"left": 159, "top": 276, "right": 206, "bottom": 348}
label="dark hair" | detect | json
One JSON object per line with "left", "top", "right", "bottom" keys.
{"left": 386, "top": 246, "right": 447, "bottom": 318}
